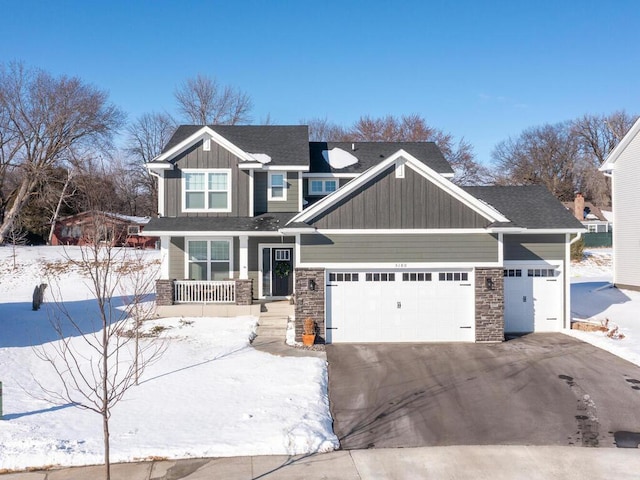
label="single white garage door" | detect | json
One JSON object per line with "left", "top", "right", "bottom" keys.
{"left": 325, "top": 269, "right": 475, "bottom": 343}
{"left": 503, "top": 264, "right": 563, "bottom": 333}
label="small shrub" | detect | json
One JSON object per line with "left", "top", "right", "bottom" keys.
{"left": 571, "top": 237, "right": 585, "bottom": 261}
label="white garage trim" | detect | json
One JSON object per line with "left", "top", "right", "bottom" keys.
{"left": 299, "top": 261, "right": 501, "bottom": 269}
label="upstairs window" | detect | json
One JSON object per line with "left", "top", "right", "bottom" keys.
{"left": 309, "top": 179, "right": 337, "bottom": 195}
{"left": 183, "top": 169, "right": 231, "bottom": 212}
{"left": 268, "top": 172, "right": 287, "bottom": 201}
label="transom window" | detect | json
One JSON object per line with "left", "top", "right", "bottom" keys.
{"left": 309, "top": 179, "right": 338, "bottom": 195}
{"left": 268, "top": 172, "right": 287, "bottom": 201}
{"left": 183, "top": 170, "right": 231, "bottom": 212}
{"left": 274, "top": 249, "right": 290, "bottom": 261}
{"left": 365, "top": 272, "right": 396, "bottom": 282}
{"left": 402, "top": 272, "right": 432, "bottom": 281}
{"left": 503, "top": 269, "right": 522, "bottom": 277}
{"left": 329, "top": 272, "right": 359, "bottom": 282}
{"left": 527, "top": 268, "right": 557, "bottom": 277}
{"left": 438, "top": 272, "right": 469, "bottom": 282}
{"left": 187, "top": 239, "right": 232, "bottom": 281}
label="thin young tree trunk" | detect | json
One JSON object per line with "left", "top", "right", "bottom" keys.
{"left": 102, "top": 297, "right": 111, "bottom": 480}
{"left": 48, "top": 169, "right": 73, "bottom": 245}
{"left": 0, "top": 176, "right": 35, "bottom": 244}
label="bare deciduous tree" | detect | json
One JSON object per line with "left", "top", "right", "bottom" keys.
{"left": 491, "top": 122, "right": 579, "bottom": 201}
{"left": 0, "top": 62, "right": 124, "bottom": 244}
{"left": 35, "top": 236, "right": 163, "bottom": 480}
{"left": 174, "top": 74, "right": 252, "bottom": 125}
{"left": 305, "top": 114, "right": 490, "bottom": 185}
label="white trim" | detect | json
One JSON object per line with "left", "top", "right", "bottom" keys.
{"left": 203, "top": 138, "right": 211, "bottom": 151}
{"left": 154, "top": 127, "right": 254, "bottom": 163}
{"left": 303, "top": 172, "right": 359, "bottom": 178}
{"left": 160, "top": 236, "right": 170, "bottom": 279}
{"left": 316, "top": 228, "right": 494, "bottom": 235}
{"left": 143, "top": 230, "right": 285, "bottom": 237}
{"left": 441, "top": 173, "right": 455, "bottom": 178}
{"left": 258, "top": 242, "right": 295, "bottom": 298}
{"left": 268, "top": 171, "right": 287, "bottom": 201}
{"left": 238, "top": 163, "right": 264, "bottom": 170}
{"left": 298, "top": 261, "right": 502, "bottom": 269}
{"left": 498, "top": 232, "right": 504, "bottom": 266}
{"left": 600, "top": 117, "right": 640, "bottom": 172}
{"left": 249, "top": 170, "right": 254, "bottom": 217}
{"left": 262, "top": 165, "right": 309, "bottom": 171}
{"left": 279, "top": 227, "right": 317, "bottom": 234}
{"left": 239, "top": 235, "right": 249, "bottom": 280}
{"left": 297, "top": 172, "right": 303, "bottom": 212}
{"left": 395, "top": 158, "right": 405, "bottom": 179}
{"left": 288, "top": 149, "right": 510, "bottom": 225}
{"left": 145, "top": 162, "right": 173, "bottom": 170}
{"left": 184, "top": 237, "right": 234, "bottom": 281}
{"left": 148, "top": 170, "right": 165, "bottom": 216}
{"left": 181, "top": 168, "right": 232, "bottom": 213}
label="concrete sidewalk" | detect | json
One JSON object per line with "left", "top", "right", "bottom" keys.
{"left": 3, "top": 446, "right": 640, "bottom": 479}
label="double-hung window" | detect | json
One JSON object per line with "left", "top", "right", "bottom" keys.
{"left": 309, "top": 179, "right": 337, "bottom": 196}
{"left": 187, "top": 239, "right": 232, "bottom": 281}
{"left": 183, "top": 169, "right": 231, "bottom": 212}
{"left": 268, "top": 172, "right": 287, "bottom": 201}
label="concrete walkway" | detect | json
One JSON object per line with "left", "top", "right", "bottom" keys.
{"left": 251, "top": 300, "right": 325, "bottom": 359}
{"left": 4, "top": 446, "right": 640, "bottom": 479}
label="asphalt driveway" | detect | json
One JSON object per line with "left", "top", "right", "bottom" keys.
{"left": 326, "top": 334, "right": 640, "bottom": 449}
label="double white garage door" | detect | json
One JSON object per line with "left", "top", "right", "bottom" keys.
{"left": 325, "top": 269, "right": 475, "bottom": 343}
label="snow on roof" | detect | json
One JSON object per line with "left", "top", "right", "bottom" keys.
{"left": 108, "top": 213, "right": 151, "bottom": 224}
{"left": 601, "top": 210, "right": 613, "bottom": 222}
{"left": 321, "top": 147, "right": 359, "bottom": 169}
{"left": 248, "top": 153, "right": 272, "bottom": 164}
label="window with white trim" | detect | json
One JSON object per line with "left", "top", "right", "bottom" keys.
{"left": 268, "top": 172, "right": 287, "bottom": 201}
{"left": 127, "top": 225, "right": 140, "bottom": 235}
{"left": 309, "top": 179, "right": 338, "bottom": 196}
{"left": 187, "top": 239, "right": 231, "bottom": 281}
{"left": 275, "top": 249, "right": 290, "bottom": 261}
{"left": 587, "top": 224, "right": 597, "bottom": 233}
{"left": 527, "top": 268, "right": 557, "bottom": 278}
{"left": 329, "top": 272, "right": 359, "bottom": 282}
{"left": 438, "top": 272, "right": 469, "bottom": 281}
{"left": 183, "top": 169, "right": 231, "bottom": 212}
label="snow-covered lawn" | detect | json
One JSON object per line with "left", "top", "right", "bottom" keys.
{"left": 0, "top": 246, "right": 337, "bottom": 471}
{"left": 568, "top": 248, "right": 640, "bottom": 367}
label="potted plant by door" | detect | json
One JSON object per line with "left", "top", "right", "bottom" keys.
{"left": 302, "top": 317, "right": 316, "bottom": 346}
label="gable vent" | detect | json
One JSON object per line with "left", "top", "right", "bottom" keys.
{"left": 203, "top": 138, "right": 211, "bottom": 151}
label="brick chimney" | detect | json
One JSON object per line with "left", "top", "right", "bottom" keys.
{"left": 574, "top": 193, "right": 585, "bottom": 221}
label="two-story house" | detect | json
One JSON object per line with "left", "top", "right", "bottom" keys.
{"left": 144, "top": 125, "right": 584, "bottom": 344}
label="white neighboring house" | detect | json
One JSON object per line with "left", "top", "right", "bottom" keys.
{"left": 600, "top": 117, "right": 640, "bottom": 290}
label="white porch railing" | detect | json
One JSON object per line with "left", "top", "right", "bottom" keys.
{"left": 174, "top": 280, "right": 236, "bottom": 304}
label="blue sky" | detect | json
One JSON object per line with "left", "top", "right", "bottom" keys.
{"left": 2, "top": 0, "right": 639, "bottom": 164}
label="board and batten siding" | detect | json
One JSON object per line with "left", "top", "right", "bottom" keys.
{"left": 309, "top": 166, "right": 490, "bottom": 229}
{"left": 612, "top": 132, "right": 640, "bottom": 288}
{"left": 503, "top": 234, "right": 566, "bottom": 261}
{"left": 163, "top": 140, "right": 251, "bottom": 217}
{"left": 254, "top": 172, "right": 300, "bottom": 214}
{"left": 300, "top": 233, "right": 499, "bottom": 264}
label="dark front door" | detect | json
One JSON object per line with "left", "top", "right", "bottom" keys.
{"left": 272, "top": 248, "right": 293, "bottom": 296}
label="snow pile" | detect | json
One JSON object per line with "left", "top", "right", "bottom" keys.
{"left": 322, "top": 148, "right": 358, "bottom": 169}
{"left": 0, "top": 246, "right": 337, "bottom": 471}
{"left": 248, "top": 153, "right": 272, "bottom": 164}
{"left": 568, "top": 248, "right": 640, "bottom": 367}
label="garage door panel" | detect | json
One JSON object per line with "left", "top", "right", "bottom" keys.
{"left": 326, "top": 269, "right": 474, "bottom": 343}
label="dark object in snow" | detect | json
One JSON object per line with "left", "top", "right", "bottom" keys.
{"left": 32, "top": 283, "right": 47, "bottom": 311}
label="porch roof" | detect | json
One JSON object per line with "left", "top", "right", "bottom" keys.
{"left": 144, "top": 212, "right": 299, "bottom": 235}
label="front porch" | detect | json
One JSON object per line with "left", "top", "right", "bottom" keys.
{"left": 153, "top": 278, "right": 261, "bottom": 317}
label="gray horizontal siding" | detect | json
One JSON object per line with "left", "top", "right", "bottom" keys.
{"left": 169, "top": 237, "right": 185, "bottom": 279}
{"left": 164, "top": 140, "right": 250, "bottom": 217}
{"left": 503, "top": 234, "right": 566, "bottom": 261}
{"left": 310, "top": 166, "right": 490, "bottom": 229}
{"left": 300, "top": 233, "right": 498, "bottom": 263}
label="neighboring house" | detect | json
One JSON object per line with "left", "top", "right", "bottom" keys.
{"left": 600, "top": 117, "right": 640, "bottom": 290}
{"left": 144, "top": 125, "right": 584, "bottom": 344}
{"left": 562, "top": 193, "right": 611, "bottom": 233}
{"left": 51, "top": 211, "right": 157, "bottom": 248}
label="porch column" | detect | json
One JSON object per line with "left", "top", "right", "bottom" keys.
{"left": 160, "top": 235, "right": 170, "bottom": 279}
{"left": 239, "top": 235, "right": 249, "bottom": 280}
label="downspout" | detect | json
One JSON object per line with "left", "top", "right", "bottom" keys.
{"left": 565, "top": 231, "right": 584, "bottom": 330}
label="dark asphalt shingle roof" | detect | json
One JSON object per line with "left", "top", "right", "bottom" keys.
{"left": 144, "top": 212, "right": 299, "bottom": 233}
{"left": 309, "top": 141, "right": 454, "bottom": 175}
{"left": 160, "top": 125, "right": 310, "bottom": 166}
{"left": 463, "top": 185, "right": 585, "bottom": 230}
